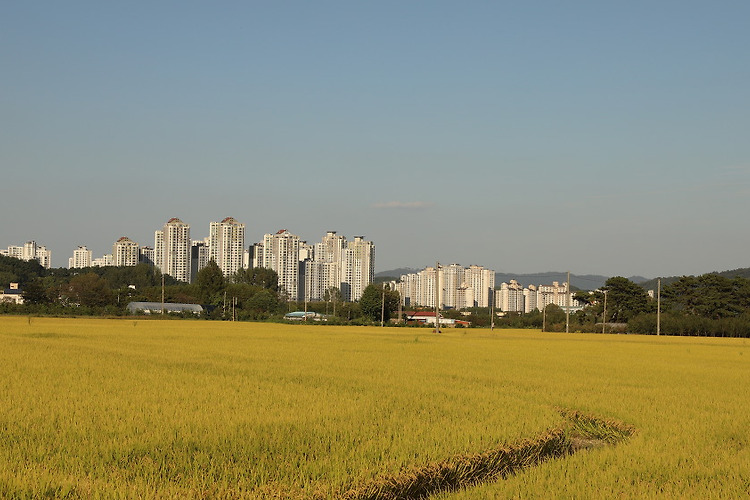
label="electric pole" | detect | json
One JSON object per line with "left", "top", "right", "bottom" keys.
{"left": 657, "top": 278, "right": 661, "bottom": 336}
{"left": 435, "top": 262, "right": 440, "bottom": 333}
{"left": 566, "top": 271, "right": 571, "bottom": 333}
{"left": 381, "top": 283, "right": 385, "bottom": 327}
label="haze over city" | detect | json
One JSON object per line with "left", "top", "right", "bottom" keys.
{"left": 3, "top": 2, "right": 749, "bottom": 278}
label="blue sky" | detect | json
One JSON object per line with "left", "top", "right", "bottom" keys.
{"left": 2, "top": 1, "right": 749, "bottom": 278}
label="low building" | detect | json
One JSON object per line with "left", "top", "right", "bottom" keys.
{"left": 126, "top": 302, "right": 203, "bottom": 315}
{"left": 404, "top": 311, "right": 470, "bottom": 328}
{"left": 0, "top": 283, "right": 24, "bottom": 304}
{"left": 284, "top": 311, "right": 326, "bottom": 321}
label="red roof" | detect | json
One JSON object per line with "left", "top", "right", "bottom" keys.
{"left": 406, "top": 311, "right": 439, "bottom": 318}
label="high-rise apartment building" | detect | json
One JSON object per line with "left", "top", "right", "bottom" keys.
{"left": 306, "top": 231, "right": 346, "bottom": 301}
{"left": 524, "top": 285, "right": 538, "bottom": 313}
{"left": 396, "top": 263, "right": 494, "bottom": 309}
{"left": 191, "top": 238, "right": 210, "bottom": 280}
{"left": 140, "top": 246, "right": 155, "bottom": 266}
{"left": 154, "top": 218, "right": 191, "bottom": 283}
{"left": 208, "top": 217, "right": 245, "bottom": 277}
{"left": 113, "top": 237, "right": 140, "bottom": 267}
{"left": 92, "top": 254, "right": 114, "bottom": 267}
{"left": 2, "top": 241, "right": 52, "bottom": 269}
{"left": 498, "top": 279, "right": 524, "bottom": 312}
{"left": 465, "top": 265, "right": 495, "bottom": 308}
{"left": 495, "top": 281, "right": 580, "bottom": 313}
{"left": 69, "top": 246, "right": 92, "bottom": 269}
{"left": 342, "top": 236, "right": 375, "bottom": 302}
{"left": 261, "top": 230, "right": 301, "bottom": 301}
{"left": 537, "top": 281, "right": 570, "bottom": 309}
{"left": 441, "top": 264, "right": 465, "bottom": 309}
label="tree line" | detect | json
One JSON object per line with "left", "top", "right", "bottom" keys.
{"left": 0, "top": 255, "right": 397, "bottom": 323}
{"left": 493, "top": 273, "right": 750, "bottom": 337}
{"left": 5, "top": 254, "right": 750, "bottom": 336}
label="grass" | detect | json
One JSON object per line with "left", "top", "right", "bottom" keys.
{"left": 0, "top": 317, "right": 749, "bottom": 498}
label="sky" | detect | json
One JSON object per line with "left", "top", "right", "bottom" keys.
{"left": 2, "top": 1, "right": 750, "bottom": 278}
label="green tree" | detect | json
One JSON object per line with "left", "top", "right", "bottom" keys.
{"left": 233, "top": 267, "right": 279, "bottom": 292}
{"left": 64, "top": 273, "right": 113, "bottom": 308}
{"left": 663, "top": 274, "right": 750, "bottom": 320}
{"left": 196, "top": 261, "right": 225, "bottom": 303}
{"left": 246, "top": 289, "right": 280, "bottom": 318}
{"left": 0, "top": 254, "right": 46, "bottom": 283}
{"left": 324, "top": 286, "right": 343, "bottom": 316}
{"left": 358, "top": 283, "right": 400, "bottom": 323}
{"left": 543, "top": 303, "right": 566, "bottom": 330}
{"left": 597, "top": 276, "right": 653, "bottom": 323}
{"left": 22, "top": 278, "right": 51, "bottom": 305}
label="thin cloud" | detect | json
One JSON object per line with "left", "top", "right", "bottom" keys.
{"left": 372, "top": 201, "right": 433, "bottom": 210}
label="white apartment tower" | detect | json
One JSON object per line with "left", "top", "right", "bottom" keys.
{"left": 209, "top": 217, "right": 246, "bottom": 277}
{"left": 537, "top": 281, "right": 569, "bottom": 309}
{"left": 113, "top": 237, "right": 140, "bottom": 267}
{"left": 140, "top": 246, "right": 155, "bottom": 266}
{"left": 498, "top": 280, "right": 525, "bottom": 312}
{"left": 465, "top": 265, "right": 495, "bottom": 308}
{"left": 309, "top": 231, "right": 346, "bottom": 300}
{"left": 69, "top": 246, "right": 93, "bottom": 269}
{"left": 155, "top": 218, "right": 191, "bottom": 283}
{"left": 261, "top": 230, "right": 301, "bottom": 301}
{"left": 524, "top": 285, "right": 538, "bottom": 313}
{"left": 441, "top": 264, "right": 465, "bottom": 309}
{"left": 191, "top": 238, "right": 210, "bottom": 278}
{"left": 342, "top": 236, "right": 375, "bottom": 302}
{"left": 3, "top": 241, "right": 53, "bottom": 269}
{"left": 397, "top": 263, "right": 495, "bottom": 309}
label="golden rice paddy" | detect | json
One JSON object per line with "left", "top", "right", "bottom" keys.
{"left": 0, "top": 316, "right": 748, "bottom": 498}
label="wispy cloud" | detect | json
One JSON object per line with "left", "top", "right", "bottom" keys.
{"left": 372, "top": 201, "right": 433, "bottom": 210}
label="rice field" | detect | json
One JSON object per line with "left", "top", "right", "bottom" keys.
{"left": 0, "top": 316, "right": 748, "bottom": 498}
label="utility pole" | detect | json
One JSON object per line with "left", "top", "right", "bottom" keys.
{"left": 380, "top": 283, "right": 385, "bottom": 327}
{"left": 161, "top": 272, "right": 165, "bottom": 315}
{"left": 542, "top": 304, "right": 546, "bottom": 332}
{"left": 657, "top": 278, "right": 661, "bottom": 336}
{"left": 602, "top": 289, "right": 608, "bottom": 334}
{"left": 398, "top": 288, "right": 403, "bottom": 324}
{"left": 490, "top": 288, "right": 495, "bottom": 331}
{"left": 435, "top": 262, "right": 441, "bottom": 333}
{"left": 566, "top": 271, "right": 571, "bottom": 333}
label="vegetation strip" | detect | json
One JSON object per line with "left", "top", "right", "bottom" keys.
{"left": 337, "top": 410, "right": 635, "bottom": 500}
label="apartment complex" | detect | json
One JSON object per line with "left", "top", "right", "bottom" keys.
{"left": 155, "top": 218, "right": 191, "bottom": 283}
{"left": 1, "top": 241, "right": 52, "bottom": 269}
{"left": 255, "top": 230, "right": 376, "bottom": 303}
{"left": 68, "top": 246, "right": 93, "bottom": 269}
{"left": 341, "top": 236, "right": 375, "bottom": 302}
{"left": 496, "top": 280, "right": 583, "bottom": 313}
{"left": 396, "top": 264, "right": 495, "bottom": 309}
{"left": 113, "top": 237, "right": 140, "bottom": 267}
{"left": 259, "top": 230, "right": 302, "bottom": 301}
{"left": 5, "top": 221, "right": 376, "bottom": 303}
{"left": 208, "top": 217, "right": 245, "bottom": 277}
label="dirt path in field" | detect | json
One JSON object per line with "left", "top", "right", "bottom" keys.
{"left": 335, "top": 409, "right": 635, "bottom": 500}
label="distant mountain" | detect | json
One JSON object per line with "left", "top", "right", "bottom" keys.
{"left": 375, "top": 268, "right": 421, "bottom": 281}
{"left": 494, "top": 272, "right": 612, "bottom": 291}
{"left": 376, "top": 268, "right": 651, "bottom": 291}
